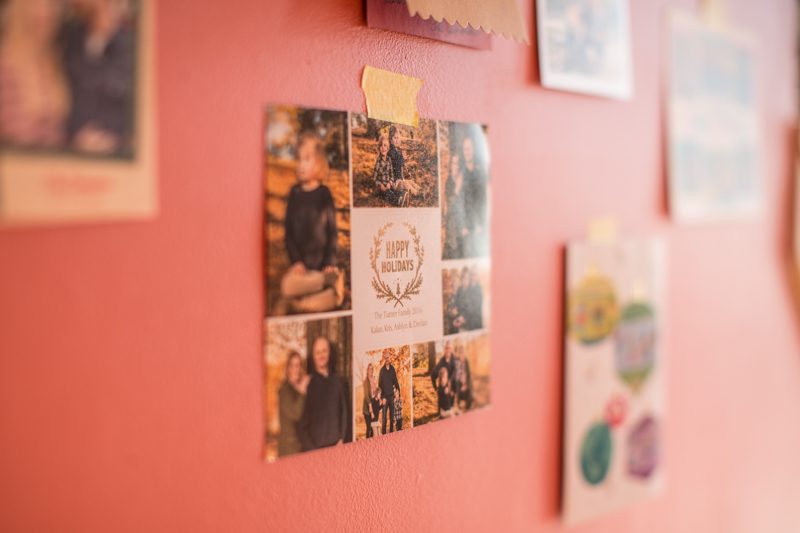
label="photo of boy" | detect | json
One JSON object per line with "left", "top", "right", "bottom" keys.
{"left": 265, "top": 106, "right": 351, "bottom": 316}
{"left": 351, "top": 113, "right": 438, "bottom": 208}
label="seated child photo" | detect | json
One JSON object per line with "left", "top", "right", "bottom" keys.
{"left": 280, "top": 133, "right": 345, "bottom": 314}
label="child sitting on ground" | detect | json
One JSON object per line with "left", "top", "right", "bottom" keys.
{"left": 280, "top": 133, "right": 344, "bottom": 314}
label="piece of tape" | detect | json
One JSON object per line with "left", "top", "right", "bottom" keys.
{"left": 700, "top": 0, "right": 727, "bottom": 26}
{"left": 361, "top": 66, "right": 423, "bottom": 127}
{"left": 587, "top": 216, "right": 619, "bottom": 244}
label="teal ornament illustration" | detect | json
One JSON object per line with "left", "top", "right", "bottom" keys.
{"left": 580, "top": 422, "right": 613, "bottom": 486}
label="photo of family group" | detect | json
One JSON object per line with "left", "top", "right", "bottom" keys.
{"left": 351, "top": 113, "right": 439, "bottom": 208}
{"left": 263, "top": 315, "right": 353, "bottom": 462}
{"left": 439, "top": 121, "right": 491, "bottom": 259}
{"left": 0, "top": 0, "right": 141, "bottom": 158}
{"left": 264, "top": 106, "right": 352, "bottom": 316}
{"left": 442, "top": 263, "right": 490, "bottom": 335}
{"left": 354, "top": 344, "right": 412, "bottom": 440}
{"left": 413, "top": 334, "right": 491, "bottom": 426}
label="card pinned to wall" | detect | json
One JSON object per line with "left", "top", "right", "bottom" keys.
{"left": 361, "top": 66, "right": 424, "bottom": 128}
{"left": 667, "top": 10, "right": 762, "bottom": 223}
{"left": 562, "top": 237, "right": 666, "bottom": 525}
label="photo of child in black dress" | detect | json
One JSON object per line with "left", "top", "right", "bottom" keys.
{"left": 264, "top": 106, "right": 351, "bottom": 316}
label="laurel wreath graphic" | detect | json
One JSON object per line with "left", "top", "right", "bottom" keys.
{"left": 369, "top": 222, "right": 425, "bottom": 308}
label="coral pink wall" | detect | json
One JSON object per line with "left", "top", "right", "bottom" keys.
{"left": 2, "top": 0, "right": 800, "bottom": 531}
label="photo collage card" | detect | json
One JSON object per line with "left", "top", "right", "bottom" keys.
{"left": 263, "top": 105, "right": 491, "bottom": 462}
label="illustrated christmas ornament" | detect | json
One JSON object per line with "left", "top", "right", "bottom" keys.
{"left": 569, "top": 274, "right": 620, "bottom": 345}
{"left": 627, "top": 415, "right": 660, "bottom": 479}
{"left": 580, "top": 422, "right": 613, "bottom": 485}
{"left": 614, "top": 302, "right": 656, "bottom": 392}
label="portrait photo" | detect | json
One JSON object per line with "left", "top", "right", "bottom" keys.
{"left": 264, "top": 105, "right": 352, "bottom": 317}
{"left": 351, "top": 113, "right": 438, "bottom": 208}
{"left": 0, "top": 0, "right": 156, "bottom": 223}
{"left": 353, "top": 343, "right": 412, "bottom": 441}
{"left": 439, "top": 121, "right": 490, "bottom": 259}
{"left": 442, "top": 263, "right": 490, "bottom": 336}
{"left": 263, "top": 315, "right": 353, "bottom": 462}
{"left": 413, "top": 334, "right": 490, "bottom": 426}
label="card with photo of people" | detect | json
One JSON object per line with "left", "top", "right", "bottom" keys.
{"left": 350, "top": 113, "right": 438, "bottom": 209}
{"left": 0, "top": 0, "right": 156, "bottom": 224}
{"left": 263, "top": 314, "right": 353, "bottom": 462}
{"left": 536, "top": 0, "right": 634, "bottom": 100}
{"left": 353, "top": 344, "right": 412, "bottom": 441}
{"left": 439, "top": 121, "right": 490, "bottom": 260}
{"left": 562, "top": 238, "right": 665, "bottom": 524}
{"left": 413, "top": 333, "right": 490, "bottom": 426}
{"left": 263, "top": 103, "right": 493, "bottom": 462}
{"left": 264, "top": 105, "right": 352, "bottom": 317}
{"left": 442, "top": 262, "right": 490, "bottom": 336}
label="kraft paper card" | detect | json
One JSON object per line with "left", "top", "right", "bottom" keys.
{"left": 263, "top": 105, "right": 491, "bottom": 462}
{"left": 0, "top": 0, "right": 157, "bottom": 225}
{"left": 667, "top": 10, "right": 762, "bottom": 222}
{"left": 405, "top": 0, "right": 529, "bottom": 43}
{"left": 563, "top": 238, "right": 666, "bottom": 524}
{"left": 366, "top": 0, "right": 492, "bottom": 50}
{"left": 537, "top": 0, "right": 633, "bottom": 100}
{"left": 361, "top": 66, "right": 424, "bottom": 128}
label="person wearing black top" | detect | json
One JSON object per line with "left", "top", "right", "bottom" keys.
{"left": 378, "top": 351, "right": 400, "bottom": 434}
{"left": 461, "top": 136, "right": 489, "bottom": 258}
{"left": 62, "top": 0, "right": 136, "bottom": 157}
{"left": 464, "top": 268, "right": 484, "bottom": 331}
{"left": 296, "top": 336, "right": 349, "bottom": 451}
{"left": 279, "top": 133, "right": 344, "bottom": 314}
{"left": 432, "top": 342, "right": 456, "bottom": 391}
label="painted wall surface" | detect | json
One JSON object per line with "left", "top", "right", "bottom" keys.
{"left": 2, "top": 0, "right": 800, "bottom": 531}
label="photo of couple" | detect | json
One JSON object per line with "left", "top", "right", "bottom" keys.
{"left": 442, "top": 264, "right": 489, "bottom": 335}
{"left": 263, "top": 315, "right": 353, "bottom": 462}
{"left": 439, "top": 121, "right": 490, "bottom": 260}
{"left": 351, "top": 113, "right": 439, "bottom": 208}
{"left": 264, "top": 106, "right": 352, "bottom": 317}
{"left": 354, "top": 344, "right": 412, "bottom": 441}
{"left": 413, "top": 335, "right": 490, "bottom": 426}
{"left": 0, "top": 0, "right": 140, "bottom": 158}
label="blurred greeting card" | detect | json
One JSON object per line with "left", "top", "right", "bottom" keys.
{"left": 537, "top": 0, "right": 633, "bottom": 99}
{"left": 562, "top": 238, "right": 666, "bottom": 524}
{"left": 263, "top": 105, "right": 492, "bottom": 462}
{"left": 0, "top": 0, "right": 157, "bottom": 225}
{"left": 667, "top": 10, "right": 762, "bottom": 222}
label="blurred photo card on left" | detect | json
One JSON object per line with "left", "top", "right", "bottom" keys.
{"left": 0, "top": 0, "right": 156, "bottom": 225}
{"left": 264, "top": 105, "right": 352, "bottom": 317}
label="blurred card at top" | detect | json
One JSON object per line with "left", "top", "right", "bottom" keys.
{"left": 367, "top": 0, "right": 492, "bottom": 50}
